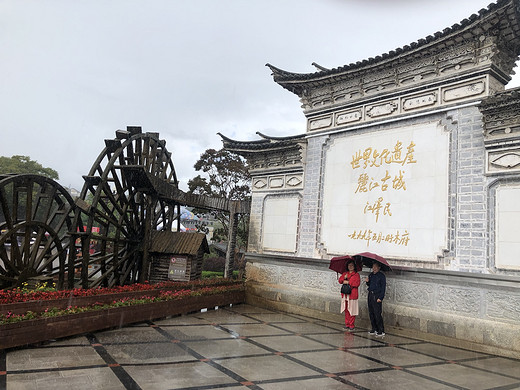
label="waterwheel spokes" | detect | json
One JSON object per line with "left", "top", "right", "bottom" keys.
{"left": 75, "top": 127, "right": 180, "bottom": 288}
{"left": 0, "top": 175, "right": 77, "bottom": 289}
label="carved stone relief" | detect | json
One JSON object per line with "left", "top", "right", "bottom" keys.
{"left": 309, "top": 115, "right": 333, "bottom": 130}
{"left": 251, "top": 173, "right": 304, "bottom": 192}
{"left": 305, "top": 76, "right": 489, "bottom": 132}
{"left": 398, "top": 58, "right": 436, "bottom": 85}
{"left": 336, "top": 110, "right": 362, "bottom": 125}
{"left": 328, "top": 273, "right": 341, "bottom": 294}
{"left": 437, "top": 286, "right": 481, "bottom": 315}
{"left": 488, "top": 148, "right": 520, "bottom": 173}
{"left": 443, "top": 80, "right": 485, "bottom": 102}
{"left": 403, "top": 92, "right": 437, "bottom": 111}
{"left": 486, "top": 291, "right": 520, "bottom": 322}
{"left": 480, "top": 87, "right": 520, "bottom": 175}
{"left": 302, "top": 269, "right": 329, "bottom": 290}
{"left": 364, "top": 70, "right": 396, "bottom": 95}
{"left": 395, "top": 282, "right": 435, "bottom": 306}
{"left": 438, "top": 43, "right": 476, "bottom": 75}
{"left": 279, "top": 266, "right": 302, "bottom": 287}
{"left": 247, "top": 146, "right": 305, "bottom": 175}
{"left": 253, "top": 178, "right": 268, "bottom": 190}
{"left": 286, "top": 175, "right": 303, "bottom": 187}
{"left": 269, "top": 176, "right": 284, "bottom": 189}
{"left": 366, "top": 101, "right": 398, "bottom": 118}
{"left": 247, "top": 263, "right": 280, "bottom": 284}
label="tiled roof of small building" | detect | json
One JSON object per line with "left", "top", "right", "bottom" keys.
{"left": 267, "top": 0, "right": 520, "bottom": 95}
{"left": 149, "top": 231, "right": 209, "bottom": 255}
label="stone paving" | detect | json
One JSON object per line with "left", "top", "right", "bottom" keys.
{"left": 1, "top": 304, "right": 520, "bottom": 390}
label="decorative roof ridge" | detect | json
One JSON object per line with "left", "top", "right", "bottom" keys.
{"left": 219, "top": 132, "right": 305, "bottom": 146}
{"left": 267, "top": 0, "right": 513, "bottom": 82}
{"left": 218, "top": 132, "right": 271, "bottom": 146}
{"left": 479, "top": 85, "right": 520, "bottom": 107}
{"left": 255, "top": 131, "right": 306, "bottom": 141}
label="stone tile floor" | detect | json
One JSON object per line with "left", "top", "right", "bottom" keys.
{"left": 1, "top": 304, "right": 519, "bottom": 390}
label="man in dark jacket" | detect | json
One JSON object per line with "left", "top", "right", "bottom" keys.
{"left": 365, "top": 262, "right": 386, "bottom": 337}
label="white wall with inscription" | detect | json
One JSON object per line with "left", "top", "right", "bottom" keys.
{"left": 321, "top": 122, "right": 449, "bottom": 260}
{"left": 262, "top": 196, "right": 299, "bottom": 253}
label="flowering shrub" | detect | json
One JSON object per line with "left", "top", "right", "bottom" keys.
{"left": 0, "top": 278, "right": 241, "bottom": 305}
{"left": 0, "top": 283, "right": 244, "bottom": 325}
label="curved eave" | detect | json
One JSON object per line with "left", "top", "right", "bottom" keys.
{"left": 267, "top": 0, "right": 520, "bottom": 96}
{"left": 219, "top": 132, "right": 305, "bottom": 155}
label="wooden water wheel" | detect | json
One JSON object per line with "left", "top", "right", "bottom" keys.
{"left": 0, "top": 174, "right": 79, "bottom": 289}
{"left": 72, "top": 126, "right": 180, "bottom": 288}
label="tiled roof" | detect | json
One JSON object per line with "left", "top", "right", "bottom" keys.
{"left": 149, "top": 231, "right": 209, "bottom": 255}
{"left": 218, "top": 131, "right": 305, "bottom": 153}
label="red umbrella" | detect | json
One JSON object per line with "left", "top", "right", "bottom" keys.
{"left": 353, "top": 252, "right": 392, "bottom": 272}
{"left": 329, "top": 255, "right": 362, "bottom": 274}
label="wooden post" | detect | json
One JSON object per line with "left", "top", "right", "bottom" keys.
{"left": 224, "top": 201, "right": 238, "bottom": 279}
{"left": 140, "top": 195, "right": 154, "bottom": 283}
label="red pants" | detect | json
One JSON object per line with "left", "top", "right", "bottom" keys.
{"left": 344, "top": 309, "right": 356, "bottom": 328}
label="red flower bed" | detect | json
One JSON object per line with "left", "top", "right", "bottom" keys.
{"left": 0, "top": 279, "right": 244, "bottom": 316}
{"left": 0, "top": 278, "right": 239, "bottom": 304}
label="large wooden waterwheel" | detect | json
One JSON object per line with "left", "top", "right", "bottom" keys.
{"left": 72, "top": 127, "right": 180, "bottom": 288}
{"left": 0, "top": 174, "right": 79, "bottom": 289}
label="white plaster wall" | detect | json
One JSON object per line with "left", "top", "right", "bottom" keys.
{"left": 262, "top": 196, "right": 299, "bottom": 252}
{"left": 496, "top": 185, "right": 520, "bottom": 270}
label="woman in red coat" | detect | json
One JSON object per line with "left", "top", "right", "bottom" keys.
{"left": 338, "top": 259, "right": 361, "bottom": 330}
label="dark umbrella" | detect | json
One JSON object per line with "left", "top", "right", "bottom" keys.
{"left": 329, "top": 255, "right": 362, "bottom": 274}
{"left": 353, "top": 252, "right": 392, "bottom": 272}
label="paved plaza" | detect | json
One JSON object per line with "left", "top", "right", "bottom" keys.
{"left": 1, "top": 303, "right": 519, "bottom": 390}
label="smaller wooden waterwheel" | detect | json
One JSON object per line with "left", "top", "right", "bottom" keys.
{"left": 72, "top": 126, "right": 180, "bottom": 288}
{"left": 0, "top": 174, "right": 79, "bottom": 289}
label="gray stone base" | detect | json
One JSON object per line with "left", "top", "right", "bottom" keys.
{"left": 245, "top": 256, "right": 520, "bottom": 359}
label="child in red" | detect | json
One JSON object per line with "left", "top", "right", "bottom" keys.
{"left": 339, "top": 259, "right": 361, "bottom": 330}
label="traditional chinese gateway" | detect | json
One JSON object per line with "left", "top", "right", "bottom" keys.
{"left": 221, "top": 0, "right": 520, "bottom": 357}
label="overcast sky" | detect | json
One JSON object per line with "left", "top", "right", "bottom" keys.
{"left": 1, "top": 0, "right": 519, "bottom": 191}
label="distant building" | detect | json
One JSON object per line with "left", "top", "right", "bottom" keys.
{"left": 67, "top": 187, "right": 80, "bottom": 198}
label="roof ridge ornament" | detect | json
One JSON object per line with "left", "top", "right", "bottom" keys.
{"left": 256, "top": 131, "right": 306, "bottom": 141}
{"left": 311, "top": 62, "right": 330, "bottom": 72}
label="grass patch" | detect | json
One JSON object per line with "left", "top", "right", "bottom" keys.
{"left": 202, "top": 270, "right": 240, "bottom": 279}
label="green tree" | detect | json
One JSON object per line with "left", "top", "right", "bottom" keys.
{"left": 187, "top": 148, "right": 250, "bottom": 247}
{"left": 0, "top": 155, "right": 59, "bottom": 180}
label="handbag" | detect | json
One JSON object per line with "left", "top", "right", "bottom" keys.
{"left": 341, "top": 283, "right": 352, "bottom": 295}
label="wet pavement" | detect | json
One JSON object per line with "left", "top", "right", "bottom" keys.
{"left": 1, "top": 303, "right": 520, "bottom": 390}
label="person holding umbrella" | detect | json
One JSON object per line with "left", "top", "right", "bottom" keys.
{"left": 365, "top": 262, "right": 386, "bottom": 337}
{"left": 339, "top": 259, "right": 361, "bottom": 331}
